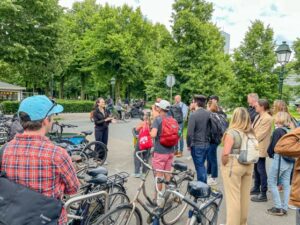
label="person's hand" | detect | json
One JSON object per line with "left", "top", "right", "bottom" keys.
{"left": 222, "top": 155, "right": 229, "bottom": 166}
{"left": 105, "top": 117, "right": 113, "bottom": 122}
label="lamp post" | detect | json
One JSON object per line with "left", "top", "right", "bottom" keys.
{"left": 275, "top": 41, "right": 292, "bottom": 99}
{"left": 110, "top": 77, "right": 116, "bottom": 103}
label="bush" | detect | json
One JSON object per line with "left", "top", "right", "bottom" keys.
{"left": 0, "top": 99, "right": 95, "bottom": 114}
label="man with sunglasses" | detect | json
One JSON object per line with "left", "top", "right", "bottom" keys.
{"left": 0, "top": 95, "right": 79, "bottom": 225}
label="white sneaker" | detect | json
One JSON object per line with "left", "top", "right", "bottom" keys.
{"left": 207, "top": 178, "right": 218, "bottom": 186}
{"left": 288, "top": 205, "right": 297, "bottom": 210}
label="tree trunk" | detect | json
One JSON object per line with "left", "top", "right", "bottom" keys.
{"left": 80, "top": 73, "right": 85, "bottom": 100}
{"left": 59, "top": 75, "right": 65, "bottom": 99}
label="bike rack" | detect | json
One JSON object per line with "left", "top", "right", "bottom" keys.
{"left": 66, "top": 191, "right": 109, "bottom": 222}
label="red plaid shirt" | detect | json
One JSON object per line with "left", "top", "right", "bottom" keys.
{"left": 1, "top": 134, "right": 80, "bottom": 224}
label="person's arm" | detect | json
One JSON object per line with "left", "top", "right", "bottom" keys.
{"left": 255, "top": 117, "right": 273, "bottom": 142}
{"left": 186, "top": 114, "right": 195, "bottom": 148}
{"left": 59, "top": 151, "right": 80, "bottom": 195}
{"left": 93, "top": 110, "right": 105, "bottom": 125}
{"left": 222, "top": 133, "right": 234, "bottom": 165}
{"left": 150, "top": 118, "right": 159, "bottom": 138}
{"left": 267, "top": 129, "right": 281, "bottom": 158}
{"left": 275, "top": 128, "right": 300, "bottom": 157}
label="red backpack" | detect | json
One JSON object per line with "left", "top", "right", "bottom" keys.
{"left": 160, "top": 117, "right": 180, "bottom": 147}
{"left": 138, "top": 124, "right": 153, "bottom": 150}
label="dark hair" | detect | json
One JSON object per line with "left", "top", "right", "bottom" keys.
{"left": 193, "top": 95, "right": 207, "bottom": 108}
{"left": 93, "top": 98, "right": 104, "bottom": 110}
{"left": 209, "top": 95, "right": 219, "bottom": 102}
{"left": 19, "top": 112, "right": 44, "bottom": 131}
{"left": 258, "top": 99, "right": 270, "bottom": 111}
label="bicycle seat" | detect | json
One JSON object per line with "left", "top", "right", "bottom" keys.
{"left": 87, "top": 167, "right": 108, "bottom": 177}
{"left": 81, "top": 130, "right": 93, "bottom": 136}
{"left": 87, "top": 174, "right": 108, "bottom": 185}
{"left": 172, "top": 160, "right": 188, "bottom": 172}
{"left": 188, "top": 181, "right": 211, "bottom": 199}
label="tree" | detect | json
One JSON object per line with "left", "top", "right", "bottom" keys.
{"left": 171, "top": 0, "right": 233, "bottom": 103}
{"left": 231, "top": 20, "right": 277, "bottom": 106}
{"left": 0, "top": 0, "right": 62, "bottom": 93}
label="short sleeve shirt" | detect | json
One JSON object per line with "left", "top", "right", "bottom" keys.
{"left": 152, "top": 116, "right": 174, "bottom": 154}
{"left": 226, "top": 129, "right": 242, "bottom": 154}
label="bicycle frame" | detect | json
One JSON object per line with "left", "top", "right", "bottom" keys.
{"left": 65, "top": 191, "right": 109, "bottom": 222}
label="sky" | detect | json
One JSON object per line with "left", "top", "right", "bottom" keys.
{"left": 59, "top": 0, "right": 300, "bottom": 51}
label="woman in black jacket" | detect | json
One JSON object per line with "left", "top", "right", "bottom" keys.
{"left": 93, "top": 98, "right": 113, "bottom": 146}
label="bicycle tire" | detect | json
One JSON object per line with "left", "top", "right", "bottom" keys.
{"left": 83, "top": 141, "right": 108, "bottom": 166}
{"left": 197, "top": 202, "right": 218, "bottom": 225}
{"left": 85, "top": 192, "right": 130, "bottom": 225}
{"left": 161, "top": 177, "right": 190, "bottom": 225}
{"left": 71, "top": 150, "right": 89, "bottom": 177}
{"left": 92, "top": 203, "right": 142, "bottom": 225}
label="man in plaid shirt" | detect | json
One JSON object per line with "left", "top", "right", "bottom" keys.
{"left": 1, "top": 95, "right": 79, "bottom": 224}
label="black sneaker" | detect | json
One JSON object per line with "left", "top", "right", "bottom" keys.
{"left": 250, "top": 187, "right": 260, "bottom": 195}
{"left": 267, "top": 207, "right": 284, "bottom": 216}
{"left": 282, "top": 209, "right": 288, "bottom": 215}
{"left": 251, "top": 193, "right": 268, "bottom": 202}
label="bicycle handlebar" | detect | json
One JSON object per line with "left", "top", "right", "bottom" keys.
{"left": 136, "top": 150, "right": 178, "bottom": 175}
{"left": 53, "top": 121, "right": 78, "bottom": 128}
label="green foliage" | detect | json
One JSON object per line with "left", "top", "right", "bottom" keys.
{"left": 230, "top": 20, "right": 277, "bottom": 106}
{"left": 0, "top": 100, "right": 94, "bottom": 114}
{"left": 293, "top": 38, "right": 300, "bottom": 75}
{"left": 171, "top": 0, "right": 233, "bottom": 103}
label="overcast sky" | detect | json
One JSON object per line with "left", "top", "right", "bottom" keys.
{"left": 59, "top": 0, "right": 300, "bottom": 50}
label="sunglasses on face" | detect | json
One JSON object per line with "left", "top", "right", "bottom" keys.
{"left": 43, "top": 99, "right": 57, "bottom": 120}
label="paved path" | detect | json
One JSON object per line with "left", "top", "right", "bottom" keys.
{"left": 59, "top": 113, "right": 295, "bottom": 225}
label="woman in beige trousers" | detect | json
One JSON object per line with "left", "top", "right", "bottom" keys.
{"left": 221, "top": 107, "right": 255, "bottom": 225}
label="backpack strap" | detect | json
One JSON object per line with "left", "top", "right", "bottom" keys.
{"left": 0, "top": 143, "right": 8, "bottom": 176}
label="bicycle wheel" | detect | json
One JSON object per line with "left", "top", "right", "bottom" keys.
{"left": 85, "top": 192, "right": 130, "bottom": 225}
{"left": 71, "top": 150, "right": 89, "bottom": 177}
{"left": 83, "top": 141, "right": 108, "bottom": 165}
{"left": 197, "top": 202, "right": 218, "bottom": 225}
{"left": 92, "top": 204, "right": 142, "bottom": 225}
{"left": 161, "top": 177, "right": 190, "bottom": 225}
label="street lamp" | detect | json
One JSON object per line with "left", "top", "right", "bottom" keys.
{"left": 110, "top": 77, "right": 116, "bottom": 103}
{"left": 275, "top": 41, "right": 292, "bottom": 99}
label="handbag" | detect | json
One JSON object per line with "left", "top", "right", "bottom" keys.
{"left": 0, "top": 145, "right": 63, "bottom": 225}
{"left": 138, "top": 124, "right": 153, "bottom": 150}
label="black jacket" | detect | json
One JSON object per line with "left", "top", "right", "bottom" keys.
{"left": 93, "top": 107, "right": 110, "bottom": 130}
{"left": 267, "top": 127, "right": 286, "bottom": 158}
{"left": 187, "top": 108, "right": 211, "bottom": 147}
{"left": 248, "top": 106, "right": 258, "bottom": 123}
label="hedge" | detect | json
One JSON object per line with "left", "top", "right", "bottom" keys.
{"left": 0, "top": 99, "right": 94, "bottom": 114}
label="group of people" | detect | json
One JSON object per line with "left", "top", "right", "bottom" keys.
{"left": 132, "top": 93, "right": 300, "bottom": 225}
{"left": 1, "top": 93, "right": 300, "bottom": 225}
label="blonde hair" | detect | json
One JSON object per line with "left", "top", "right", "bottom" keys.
{"left": 272, "top": 100, "right": 288, "bottom": 115}
{"left": 274, "top": 112, "right": 291, "bottom": 127}
{"left": 207, "top": 100, "right": 218, "bottom": 113}
{"left": 229, "top": 107, "right": 253, "bottom": 134}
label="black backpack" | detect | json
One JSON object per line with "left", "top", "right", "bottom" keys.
{"left": 170, "top": 105, "right": 183, "bottom": 124}
{"left": 209, "top": 113, "right": 227, "bottom": 145}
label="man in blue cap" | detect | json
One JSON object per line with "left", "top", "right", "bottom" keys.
{"left": 0, "top": 95, "right": 79, "bottom": 225}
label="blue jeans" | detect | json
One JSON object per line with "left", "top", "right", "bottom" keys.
{"left": 268, "top": 154, "right": 293, "bottom": 210}
{"left": 177, "top": 123, "right": 184, "bottom": 152}
{"left": 207, "top": 144, "right": 218, "bottom": 178}
{"left": 191, "top": 145, "right": 210, "bottom": 183}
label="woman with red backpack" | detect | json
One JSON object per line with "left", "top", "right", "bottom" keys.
{"left": 132, "top": 112, "right": 152, "bottom": 178}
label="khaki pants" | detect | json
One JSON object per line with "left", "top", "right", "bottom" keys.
{"left": 221, "top": 156, "right": 254, "bottom": 225}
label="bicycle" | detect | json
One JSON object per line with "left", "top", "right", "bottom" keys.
{"left": 94, "top": 159, "right": 223, "bottom": 225}
{"left": 91, "top": 150, "right": 194, "bottom": 225}
{"left": 65, "top": 169, "right": 130, "bottom": 225}
{"left": 50, "top": 121, "right": 108, "bottom": 165}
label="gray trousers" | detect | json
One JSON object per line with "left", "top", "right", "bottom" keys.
{"left": 297, "top": 208, "right": 300, "bottom": 225}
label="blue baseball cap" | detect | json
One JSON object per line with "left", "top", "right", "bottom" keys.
{"left": 18, "top": 95, "right": 63, "bottom": 121}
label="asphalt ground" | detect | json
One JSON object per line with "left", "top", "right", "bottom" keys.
{"left": 59, "top": 113, "right": 295, "bottom": 225}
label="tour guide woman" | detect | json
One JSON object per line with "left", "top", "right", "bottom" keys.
{"left": 93, "top": 98, "right": 113, "bottom": 158}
